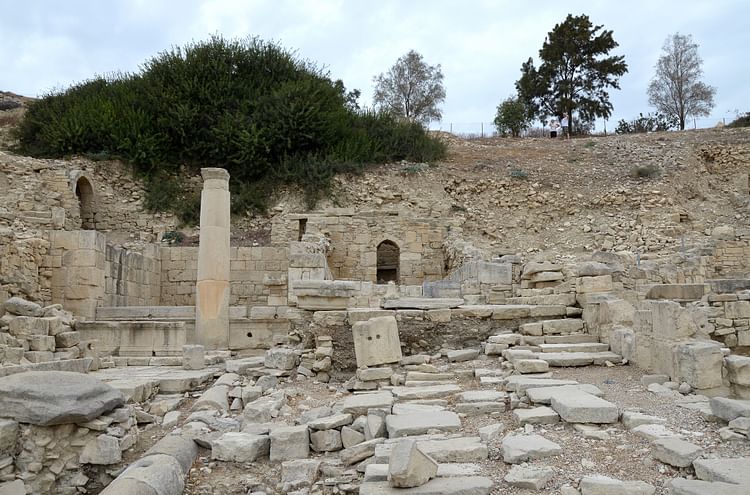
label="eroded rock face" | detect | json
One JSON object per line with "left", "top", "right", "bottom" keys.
{"left": 0, "top": 371, "right": 125, "bottom": 425}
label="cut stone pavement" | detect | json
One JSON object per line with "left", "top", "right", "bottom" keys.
{"left": 550, "top": 390, "right": 619, "bottom": 423}
{"left": 501, "top": 434, "right": 562, "bottom": 464}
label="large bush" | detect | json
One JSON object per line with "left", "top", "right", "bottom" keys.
{"left": 15, "top": 36, "right": 445, "bottom": 221}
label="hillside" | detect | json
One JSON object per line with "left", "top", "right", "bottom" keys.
{"left": 1, "top": 95, "right": 749, "bottom": 261}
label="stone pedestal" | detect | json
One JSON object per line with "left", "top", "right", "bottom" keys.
{"left": 195, "top": 168, "right": 231, "bottom": 350}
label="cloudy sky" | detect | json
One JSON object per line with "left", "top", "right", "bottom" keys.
{"left": 2, "top": 0, "right": 747, "bottom": 132}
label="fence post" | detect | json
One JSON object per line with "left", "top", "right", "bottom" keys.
{"left": 481, "top": 122, "right": 484, "bottom": 138}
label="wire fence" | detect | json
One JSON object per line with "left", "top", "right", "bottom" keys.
{"left": 431, "top": 115, "right": 738, "bottom": 138}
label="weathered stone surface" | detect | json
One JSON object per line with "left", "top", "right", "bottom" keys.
{"left": 725, "top": 355, "right": 750, "bottom": 386}
{"left": 310, "top": 429, "right": 343, "bottom": 452}
{"left": 341, "top": 425, "right": 366, "bottom": 448}
{"left": 459, "top": 390, "right": 506, "bottom": 403}
{"left": 550, "top": 391, "right": 619, "bottom": 424}
{"left": 353, "top": 316, "right": 403, "bottom": 367}
{"left": 281, "top": 459, "right": 321, "bottom": 492}
{"left": 243, "top": 392, "right": 286, "bottom": 423}
{"left": 504, "top": 377, "right": 578, "bottom": 394}
{"left": 79, "top": 434, "right": 122, "bottom": 465}
{"left": 307, "top": 413, "right": 353, "bottom": 430}
{"left": 513, "top": 406, "right": 560, "bottom": 425}
{"left": 709, "top": 397, "right": 750, "bottom": 422}
{"left": 270, "top": 425, "right": 309, "bottom": 462}
{"left": 383, "top": 298, "right": 464, "bottom": 310}
{"left": 385, "top": 411, "right": 461, "bottom": 437}
{"left": 359, "top": 476, "right": 492, "bottom": 495}
{"left": 0, "top": 480, "right": 26, "bottom": 495}
{"left": 0, "top": 419, "right": 18, "bottom": 455}
{"left": 504, "top": 464, "right": 555, "bottom": 490}
{"left": 447, "top": 349, "right": 479, "bottom": 362}
{"left": 514, "top": 359, "right": 550, "bottom": 374}
{"left": 579, "top": 475, "right": 655, "bottom": 495}
{"left": 651, "top": 437, "right": 703, "bottom": 467}
{"left": 392, "top": 384, "right": 461, "bottom": 400}
{"left": 183, "top": 345, "right": 206, "bottom": 370}
{"left": 211, "top": 432, "right": 269, "bottom": 462}
{"left": 621, "top": 411, "right": 666, "bottom": 429}
{"left": 341, "top": 392, "right": 394, "bottom": 416}
{"left": 502, "top": 434, "right": 562, "bottom": 463}
{"left": 358, "top": 367, "right": 394, "bottom": 382}
{"left": 455, "top": 402, "right": 506, "bottom": 415}
{"left": 526, "top": 384, "right": 603, "bottom": 404}
{"left": 375, "top": 437, "right": 488, "bottom": 463}
{"left": 631, "top": 424, "right": 680, "bottom": 441}
{"left": 3, "top": 297, "right": 43, "bottom": 317}
{"left": 674, "top": 341, "right": 724, "bottom": 390}
{"left": 0, "top": 371, "right": 125, "bottom": 425}
{"left": 388, "top": 439, "right": 438, "bottom": 488}
{"left": 693, "top": 458, "right": 750, "bottom": 485}
{"left": 340, "top": 438, "right": 384, "bottom": 465}
{"left": 265, "top": 347, "right": 298, "bottom": 370}
{"left": 670, "top": 478, "right": 748, "bottom": 495}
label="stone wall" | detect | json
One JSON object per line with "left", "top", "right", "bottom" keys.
{"left": 0, "top": 229, "right": 50, "bottom": 303}
{"left": 0, "top": 153, "right": 179, "bottom": 238}
{"left": 712, "top": 239, "right": 750, "bottom": 278}
{"left": 272, "top": 210, "right": 446, "bottom": 285}
{"left": 160, "top": 246, "right": 289, "bottom": 307}
{"left": 104, "top": 244, "right": 161, "bottom": 307}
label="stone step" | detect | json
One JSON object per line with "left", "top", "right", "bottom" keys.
{"left": 504, "top": 376, "right": 579, "bottom": 394}
{"left": 693, "top": 457, "right": 750, "bottom": 486}
{"left": 95, "top": 306, "right": 249, "bottom": 320}
{"left": 534, "top": 351, "right": 622, "bottom": 367}
{"left": 543, "top": 334, "right": 599, "bottom": 344}
{"left": 505, "top": 294, "right": 577, "bottom": 306}
{"left": 385, "top": 411, "right": 462, "bottom": 437}
{"left": 382, "top": 298, "right": 465, "bottom": 310}
{"left": 550, "top": 390, "right": 619, "bottom": 424}
{"left": 391, "top": 384, "right": 462, "bottom": 400}
{"left": 538, "top": 343, "right": 609, "bottom": 353}
{"left": 364, "top": 463, "right": 482, "bottom": 482}
{"left": 359, "top": 476, "right": 493, "bottom": 495}
{"left": 0, "top": 357, "right": 93, "bottom": 378}
{"left": 526, "top": 384, "right": 604, "bottom": 404}
{"left": 374, "top": 436, "right": 488, "bottom": 463}
{"left": 77, "top": 321, "right": 187, "bottom": 357}
{"left": 670, "top": 478, "right": 748, "bottom": 495}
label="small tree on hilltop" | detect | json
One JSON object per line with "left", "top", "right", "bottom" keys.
{"left": 516, "top": 14, "right": 628, "bottom": 134}
{"left": 648, "top": 33, "right": 716, "bottom": 130}
{"left": 493, "top": 96, "right": 531, "bottom": 137}
{"left": 373, "top": 50, "right": 446, "bottom": 125}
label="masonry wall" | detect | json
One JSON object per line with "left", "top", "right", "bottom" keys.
{"left": 160, "top": 246, "right": 289, "bottom": 306}
{"left": 272, "top": 211, "right": 446, "bottom": 285}
{"left": 712, "top": 240, "right": 750, "bottom": 278}
{"left": 104, "top": 244, "right": 161, "bottom": 307}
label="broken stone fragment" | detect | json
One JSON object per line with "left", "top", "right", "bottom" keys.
{"left": 387, "top": 439, "right": 438, "bottom": 488}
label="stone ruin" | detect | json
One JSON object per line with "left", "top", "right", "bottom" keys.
{"left": 0, "top": 166, "right": 749, "bottom": 494}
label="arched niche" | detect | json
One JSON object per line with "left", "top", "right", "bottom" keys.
{"left": 75, "top": 176, "right": 95, "bottom": 230}
{"left": 376, "top": 240, "right": 400, "bottom": 284}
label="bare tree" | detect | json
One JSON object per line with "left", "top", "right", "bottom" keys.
{"left": 373, "top": 50, "right": 445, "bottom": 125}
{"left": 648, "top": 33, "right": 716, "bottom": 130}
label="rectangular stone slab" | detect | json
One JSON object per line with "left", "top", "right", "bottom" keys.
{"left": 359, "top": 476, "right": 492, "bottom": 495}
{"left": 693, "top": 457, "right": 750, "bottom": 485}
{"left": 538, "top": 343, "right": 609, "bottom": 353}
{"left": 341, "top": 392, "right": 394, "bottom": 416}
{"left": 550, "top": 391, "right": 619, "bottom": 423}
{"left": 375, "top": 437, "right": 488, "bottom": 463}
{"left": 391, "top": 384, "right": 462, "bottom": 400}
{"left": 526, "top": 384, "right": 603, "bottom": 404}
{"left": 504, "top": 377, "right": 578, "bottom": 394}
{"left": 386, "top": 411, "right": 461, "bottom": 437}
{"left": 382, "top": 298, "right": 465, "bottom": 310}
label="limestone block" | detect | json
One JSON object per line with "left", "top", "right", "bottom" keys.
{"left": 522, "top": 262, "right": 561, "bottom": 279}
{"left": 520, "top": 323, "right": 543, "bottom": 336}
{"left": 491, "top": 305, "right": 531, "bottom": 319}
{"left": 352, "top": 316, "right": 402, "bottom": 367}
{"left": 0, "top": 480, "right": 26, "bottom": 495}
{"left": 725, "top": 355, "right": 750, "bottom": 386}
{"left": 579, "top": 475, "right": 655, "bottom": 495}
{"left": 55, "top": 331, "right": 80, "bottom": 348}
{"left": 576, "top": 275, "right": 613, "bottom": 294}
{"left": 385, "top": 411, "right": 461, "bottom": 437}
{"left": 651, "top": 437, "right": 703, "bottom": 467}
{"left": 501, "top": 434, "right": 562, "bottom": 463}
{"left": 340, "top": 438, "right": 384, "bottom": 465}
{"left": 341, "top": 426, "right": 366, "bottom": 448}
{"left": 515, "top": 359, "right": 550, "bottom": 374}
{"left": 341, "top": 392, "right": 394, "bottom": 416}
{"left": 307, "top": 413, "right": 353, "bottom": 430}
{"left": 357, "top": 367, "right": 393, "bottom": 382}
{"left": 693, "top": 458, "right": 750, "bottom": 485}
{"left": 725, "top": 301, "right": 750, "bottom": 319}
{"left": 29, "top": 335, "right": 55, "bottom": 351}
{"left": 388, "top": 439, "right": 438, "bottom": 488}
{"left": 513, "top": 407, "right": 559, "bottom": 425}
{"left": 0, "top": 419, "right": 18, "bottom": 455}
{"left": 80, "top": 434, "right": 122, "bottom": 465}
{"left": 265, "top": 347, "right": 298, "bottom": 370}
{"left": 182, "top": 345, "right": 205, "bottom": 370}
{"left": 674, "top": 341, "right": 723, "bottom": 390}
{"left": 310, "top": 429, "right": 343, "bottom": 452}
{"left": 669, "top": 478, "right": 747, "bottom": 495}
{"left": 211, "top": 432, "right": 269, "bottom": 462}
{"left": 8, "top": 316, "right": 48, "bottom": 337}
{"left": 504, "top": 464, "right": 555, "bottom": 490}
{"left": 270, "top": 425, "right": 309, "bottom": 462}
{"left": 447, "top": 349, "right": 479, "bottom": 362}
{"left": 360, "top": 477, "right": 493, "bottom": 495}
{"left": 3, "top": 297, "right": 43, "bottom": 317}
{"left": 646, "top": 284, "right": 707, "bottom": 301}
{"left": 550, "top": 391, "right": 619, "bottom": 423}
{"left": 709, "top": 397, "right": 750, "bottom": 422}
{"left": 281, "top": 459, "right": 321, "bottom": 492}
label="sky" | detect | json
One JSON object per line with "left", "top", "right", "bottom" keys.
{"left": 2, "top": 0, "right": 748, "bottom": 133}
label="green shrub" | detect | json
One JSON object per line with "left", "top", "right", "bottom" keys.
{"left": 15, "top": 36, "right": 445, "bottom": 222}
{"left": 728, "top": 112, "right": 750, "bottom": 128}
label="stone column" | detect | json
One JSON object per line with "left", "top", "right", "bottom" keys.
{"left": 195, "top": 168, "right": 231, "bottom": 349}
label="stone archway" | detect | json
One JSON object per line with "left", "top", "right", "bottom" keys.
{"left": 376, "top": 240, "right": 400, "bottom": 284}
{"left": 75, "top": 176, "right": 95, "bottom": 230}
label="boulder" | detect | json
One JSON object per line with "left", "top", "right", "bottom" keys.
{"left": 0, "top": 371, "right": 125, "bottom": 425}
